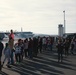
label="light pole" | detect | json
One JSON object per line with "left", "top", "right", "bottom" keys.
{"left": 63, "top": 10, "right": 65, "bottom": 35}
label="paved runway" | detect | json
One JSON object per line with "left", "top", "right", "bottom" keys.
{"left": 0, "top": 48, "right": 76, "bottom": 75}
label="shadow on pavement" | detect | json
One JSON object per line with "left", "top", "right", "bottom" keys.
{"left": 0, "top": 71, "right": 8, "bottom": 75}
{"left": 2, "top": 49, "right": 76, "bottom": 75}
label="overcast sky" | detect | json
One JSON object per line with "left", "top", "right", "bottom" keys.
{"left": 0, "top": 0, "right": 76, "bottom": 34}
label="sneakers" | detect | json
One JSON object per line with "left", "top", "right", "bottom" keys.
{"left": 16, "top": 62, "right": 20, "bottom": 64}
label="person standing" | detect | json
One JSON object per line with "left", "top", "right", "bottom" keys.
{"left": 0, "top": 40, "right": 4, "bottom": 70}
{"left": 64, "top": 39, "right": 70, "bottom": 56}
{"left": 42, "top": 37, "right": 47, "bottom": 50}
{"left": 28, "top": 38, "right": 33, "bottom": 59}
{"left": 74, "top": 39, "right": 76, "bottom": 54}
{"left": 56, "top": 40, "right": 64, "bottom": 62}
{"left": 8, "top": 29, "right": 14, "bottom": 65}
{"left": 14, "top": 39, "right": 22, "bottom": 63}
{"left": 33, "top": 37, "right": 38, "bottom": 57}
{"left": 24, "top": 38, "right": 29, "bottom": 58}
{"left": 38, "top": 37, "right": 42, "bottom": 53}
{"left": 2, "top": 43, "right": 11, "bottom": 68}
{"left": 70, "top": 39, "right": 74, "bottom": 54}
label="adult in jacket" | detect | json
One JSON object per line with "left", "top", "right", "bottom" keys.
{"left": 0, "top": 41, "right": 4, "bottom": 70}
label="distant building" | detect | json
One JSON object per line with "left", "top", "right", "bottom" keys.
{"left": 58, "top": 24, "right": 64, "bottom": 37}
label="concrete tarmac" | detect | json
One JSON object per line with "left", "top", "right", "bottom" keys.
{"left": 0, "top": 49, "right": 76, "bottom": 75}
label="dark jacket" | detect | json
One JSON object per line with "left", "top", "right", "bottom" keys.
{"left": 56, "top": 43, "right": 64, "bottom": 52}
{"left": 0, "top": 41, "right": 4, "bottom": 57}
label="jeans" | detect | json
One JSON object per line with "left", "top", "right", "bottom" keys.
{"left": 10, "top": 50, "right": 14, "bottom": 64}
{"left": 28, "top": 48, "right": 33, "bottom": 59}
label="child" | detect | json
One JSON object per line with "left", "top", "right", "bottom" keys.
{"left": 14, "top": 39, "right": 22, "bottom": 64}
{"left": 2, "top": 43, "right": 11, "bottom": 68}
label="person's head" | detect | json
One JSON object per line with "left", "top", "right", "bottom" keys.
{"left": 29, "top": 38, "right": 32, "bottom": 41}
{"left": 10, "top": 29, "right": 13, "bottom": 34}
{"left": 24, "top": 38, "right": 28, "bottom": 43}
{"left": 18, "top": 39, "right": 22, "bottom": 45}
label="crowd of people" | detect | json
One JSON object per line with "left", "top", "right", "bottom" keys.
{"left": 0, "top": 29, "right": 76, "bottom": 71}
{"left": 56, "top": 37, "right": 76, "bottom": 62}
